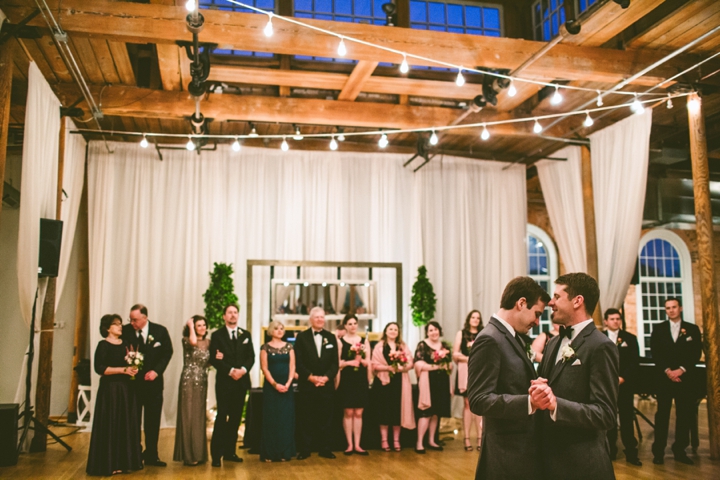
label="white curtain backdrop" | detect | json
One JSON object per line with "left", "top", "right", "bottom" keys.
{"left": 87, "top": 142, "right": 527, "bottom": 426}
{"left": 536, "top": 146, "right": 587, "bottom": 273}
{"left": 590, "top": 111, "right": 653, "bottom": 310}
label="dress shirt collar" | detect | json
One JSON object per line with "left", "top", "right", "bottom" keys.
{"left": 670, "top": 319, "right": 682, "bottom": 341}
{"left": 492, "top": 314, "right": 516, "bottom": 338}
{"left": 226, "top": 325, "right": 241, "bottom": 337}
{"left": 564, "top": 319, "right": 594, "bottom": 342}
{"left": 607, "top": 329, "right": 619, "bottom": 344}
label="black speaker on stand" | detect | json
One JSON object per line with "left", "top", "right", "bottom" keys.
{"left": 0, "top": 404, "right": 19, "bottom": 466}
{"left": 39, "top": 218, "right": 63, "bottom": 278}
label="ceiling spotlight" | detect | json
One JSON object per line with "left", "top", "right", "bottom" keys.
{"left": 550, "top": 85, "right": 563, "bottom": 105}
{"left": 687, "top": 96, "right": 701, "bottom": 114}
{"left": 293, "top": 126, "right": 303, "bottom": 141}
{"left": 507, "top": 80, "right": 517, "bottom": 97}
{"left": 232, "top": 138, "right": 241, "bottom": 152}
{"left": 400, "top": 54, "right": 409, "bottom": 74}
{"left": 186, "top": 137, "right": 196, "bottom": 151}
{"left": 533, "top": 119, "right": 543, "bottom": 134}
{"left": 337, "top": 37, "right": 347, "bottom": 57}
{"left": 248, "top": 126, "right": 258, "bottom": 137}
{"left": 340, "top": 282, "right": 346, "bottom": 287}
{"left": 481, "top": 124, "right": 490, "bottom": 141}
{"left": 281, "top": 137, "right": 289, "bottom": 151}
{"left": 140, "top": 135, "right": 149, "bottom": 148}
{"left": 322, "top": 282, "right": 327, "bottom": 287}
{"left": 264, "top": 14, "right": 274, "bottom": 37}
{"left": 666, "top": 95, "right": 674, "bottom": 109}
{"left": 631, "top": 93, "right": 644, "bottom": 114}
{"left": 329, "top": 136, "right": 338, "bottom": 150}
{"left": 429, "top": 130, "right": 438, "bottom": 145}
{"left": 583, "top": 111, "right": 594, "bottom": 127}
{"left": 596, "top": 90, "right": 603, "bottom": 107}
{"left": 378, "top": 133, "right": 389, "bottom": 148}
{"left": 185, "top": 0, "right": 196, "bottom": 12}
{"left": 455, "top": 69, "right": 465, "bottom": 87}
{"left": 337, "top": 132, "right": 345, "bottom": 141}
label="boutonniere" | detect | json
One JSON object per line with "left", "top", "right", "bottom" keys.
{"left": 322, "top": 337, "right": 328, "bottom": 346}
{"left": 560, "top": 344, "right": 575, "bottom": 363}
{"left": 147, "top": 334, "right": 154, "bottom": 343}
{"left": 680, "top": 328, "right": 687, "bottom": 337}
{"left": 616, "top": 337, "right": 622, "bottom": 346}
{"left": 524, "top": 342, "right": 536, "bottom": 362}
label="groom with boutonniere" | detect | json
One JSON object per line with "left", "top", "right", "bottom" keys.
{"left": 533, "top": 273, "right": 619, "bottom": 480}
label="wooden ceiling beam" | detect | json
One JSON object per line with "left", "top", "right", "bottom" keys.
{"left": 338, "top": 61, "right": 378, "bottom": 101}
{"left": 1, "top": 0, "right": 684, "bottom": 86}
{"left": 156, "top": 44, "right": 183, "bottom": 91}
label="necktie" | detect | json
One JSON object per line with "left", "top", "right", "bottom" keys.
{"left": 559, "top": 326, "right": 573, "bottom": 340}
{"left": 231, "top": 329, "right": 237, "bottom": 341}
{"left": 137, "top": 331, "right": 145, "bottom": 346}
{"left": 515, "top": 334, "right": 525, "bottom": 350}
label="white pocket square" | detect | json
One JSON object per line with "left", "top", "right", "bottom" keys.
{"left": 325, "top": 344, "right": 334, "bottom": 349}
{"left": 686, "top": 336, "right": 693, "bottom": 341}
{"left": 153, "top": 342, "right": 161, "bottom": 347}
{"left": 243, "top": 338, "right": 249, "bottom": 344}
{"left": 571, "top": 359, "right": 582, "bottom": 366}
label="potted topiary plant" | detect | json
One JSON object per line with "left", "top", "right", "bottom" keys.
{"left": 410, "top": 265, "right": 437, "bottom": 327}
{"left": 202, "top": 262, "right": 239, "bottom": 330}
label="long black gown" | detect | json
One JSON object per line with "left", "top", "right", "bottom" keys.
{"left": 86, "top": 340, "right": 143, "bottom": 476}
{"left": 338, "top": 338, "right": 369, "bottom": 408}
{"left": 371, "top": 343, "right": 402, "bottom": 426}
{"left": 260, "top": 343, "right": 295, "bottom": 462}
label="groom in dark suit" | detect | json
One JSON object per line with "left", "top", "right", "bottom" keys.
{"left": 123, "top": 304, "right": 174, "bottom": 467}
{"left": 468, "top": 276, "right": 550, "bottom": 480}
{"left": 534, "top": 273, "right": 618, "bottom": 480}
{"left": 295, "top": 307, "right": 339, "bottom": 459}
{"left": 209, "top": 304, "right": 255, "bottom": 467}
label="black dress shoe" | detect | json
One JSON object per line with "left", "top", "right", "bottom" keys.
{"left": 626, "top": 458, "right": 642, "bottom": 466}
{"left": 653, "top": 456, "right": 664, "bottom": 465}
{"left": 414, "top": 448, "right": 426, "bottom": 454}
{"left": 212, "top": 459, "right": 221, "bottom": 467}
{"left": 225, "top": 454, "right": 244, "bottom": 463}
{"left": 427, "top": 445, "right": 444, "bottom": 451}
{"left": 296, "top": 453, "right": 310, "bottom": 460}
{"left": 343, "top": 450, "right": 353, "bottom": 456}
{"left": 145, "top": 459, "right": 167, "bottom": 467}
{"left": 319, "top": 451, "right": 336, "bottom": 459}
{"left": 354, "top": 450, "right": 369, "bottom": 456}
{"left": 674, "top": 454, "right": 694, "bottom": 465}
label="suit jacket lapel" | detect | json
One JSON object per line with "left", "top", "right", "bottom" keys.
{"left": 548, "top": 323, "right": 593, "bottom": 385}
{"left": 489, "top": 318, "right": 536, "bottom": 378}
{"left": 541, "top": 335, "right": 560, "bottom": 379}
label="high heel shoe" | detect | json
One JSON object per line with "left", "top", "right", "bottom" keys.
{"left": 477, "top": 438, "right": 482, "bottom": 451}
{"left": 464, "top": 438, "right": 473, "bottom": 452}
{"left": 393, "top": 441, "right": 402, "bottom": 452}
{"left": 381, "top": 440, "right": 391, "bottom": 452}
{"left": 414, "top": 447, "right": 426, "bottom": 454}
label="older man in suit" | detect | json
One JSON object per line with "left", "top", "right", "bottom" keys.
{"left": 123, "top": 304, "right": 173, "bottom": 467}
{"left": 209, "top": 304, "right": 255, "bottom": 467}
{"left": 603, "top": 308, "right": 641, "bottom": 466}
{"left": 467, "top": 276, "right": 550, "bottom": 480}
{"left": 533, "top": 273, "right": 618, "bottom": 480}
{"left": 650, "top": 297, "right": 702, "bottom": 465}
{"left": 295, "top": 307, "right": 339, "bottom": 460}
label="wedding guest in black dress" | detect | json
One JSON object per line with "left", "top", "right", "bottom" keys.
{"left": 452, "top": 310, "right": 483, "bottom": 452}
{"left": 414, "top": 321, "right": 452, "bottom": 454}
{"left": 86, "top": 314, "right": 143, "bottom": 476}
{"left": 260, "top": 321, "right": 296, "bottom": 462}
{"left": 337, "top": 314, "right": 370, "bottom": 455}
{"left": 173, "top": 316, "right": 210, "bottom": 466}
{"left": 531, "top": 323, "right": 560, "bottom": 363}
{"left": 371, "top": 322, "right": 415, "bottom": 452}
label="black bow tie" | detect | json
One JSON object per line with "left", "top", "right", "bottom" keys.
{"left": 559, "top": 326, "right": 573, "bottom": 340}
{"left": 313, "top": 330, "right": 322, "bottom": 336}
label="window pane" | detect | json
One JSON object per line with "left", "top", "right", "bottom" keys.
{"left": 410, "top": 1, "right": 427, "bottom": 22}
{"left": 428, "top": 2, "right": 445, "bottom": 24}
{"left": 483, "top": 7, "right": 500, "bottom": 30}
{"left": 447, "top": 4, "right": 463, "bottom": 26}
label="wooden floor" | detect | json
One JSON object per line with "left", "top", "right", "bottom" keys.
{"left": 3, "top": 399, "right": 720, "bottom": 479}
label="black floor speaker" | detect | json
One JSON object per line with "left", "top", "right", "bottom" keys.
{"left": 39, "top": 218, "right": 63, "bottom": 278}
{"left": 0, "top": 404, "right": 19, "bottom": 466}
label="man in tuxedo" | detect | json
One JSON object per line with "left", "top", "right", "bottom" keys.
{"left": 533, "top": 273, "right": 618, "bottom": 480}
{"left": 209, "top": 304, "right": 255, "bottom": 467}
{"left": 123, "top": 304, "right": 173, "bottom": 467}
{"left": 603, "top": 308, "right": 641, "bottom": 466}
{"left": 468, "top": 276, "right": 550, "bottom": 480}
{"left": 295, "top": 307, "right": 339, "bottom": 459}
{"left": 650, "top": 297, "right": 702, "bottom": 465}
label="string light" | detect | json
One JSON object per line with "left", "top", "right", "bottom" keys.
{"left": 337, "top": 132, "right": 345, "bottom": 141}
{"left": 666, "top": 95, "right": 673, "bottom": 109}
{"left": 429, "top": 130, "right": 438, "bottom": 145}
{"left": 293, "top": 126, "right": 303, "bottom": 140}
{"left": 583, "top": 111, "right": 594, "bottom": 127}
{"left": 631, "top": 93, "right": 644, "bottom": 114}
{"left": 480, "top": 124, "right": 490, "bottom": 141}
{"left": 550, "top": 85, "right": 563, "bottom": 105}
{"left": 455, "top": 69, "right": 465, "bottom": 87}
{"left": 232, "top": 138, "right": 241, "bottom": 152}
{"left": 186, "top": 137, "right": 196, "bottom": 151}
{"left": 378, "top": 133, "right": 389, "bottom": 148}
{"left": 249, "top": 126, "right": 258, "bottom": 137}
{"left": 533, "top": 120, "right": 543, "bottom": 134}
{"left": 596, "top": 91, "right": 603, "bottom": 107}
{"left": 400, "top": 54, "right": 409, "bottom": 74}
{"left": 281, "top": 137, "right": 289, "bottom": 151}
{"left": 185, "top": 0, "right": 196, "bottom": 12}
{"left": 507, "top": 81, "right": 517, "bottom": 97}
{"left": 140, "top": 135, "right": 149, "bottom": 148}
{"left": 264, "top": 13, "right": 274, "bottom": 37}
{"left": 329, "top": 136, "right": 338, "bottom": 150}
{"left": 687, "top": 96, "right": 700, "bottom": 114}
{"left": 337, "top": 37, "right": 347, "bottom": 57}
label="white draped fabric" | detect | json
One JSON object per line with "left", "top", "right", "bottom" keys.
{"left": 590, "top": 111, "right": 653, "bottom": 310}
{"left": 86, "top": 142, "right": 527, "bottom": 425}
{"left": 536, "top": 146, "right": 587, "bottom": 273}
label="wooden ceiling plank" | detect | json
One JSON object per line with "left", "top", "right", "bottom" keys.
{"left": 35, "top": 36, "right": 74, "bottom": 82}
{"left": 20, "top": 39, "right": 58, "bottom": 83}
{"left": 11, "top": 38, "right": 30, "bottom": 81}
{"left": 659, "top": 11, "right": 720, "bottom": 51}
{"left": 337, "top": 60, "right": 378, "bottom": 101}
{"left": 178, "top": 46, "right": 191, "bottom": 92}
{"left": 89, "top": 39, "right": 121, "bottom": 84}
{"left": 565, "top": 0, "right": 665, "bottom": 47}
{"left": 156, "top": 43, "right": 183, "bottom": 91}
{"left": 107, "top": 41, "right": 137, "bottom": 86}
{"left": 629, "top": 0, "right": 720, "bottom": 49}
{"left": 68, "top": 36, "right": 102, "bottom": 84}
{"left": 0, "top": 0, "right": 681, "bottom": 86}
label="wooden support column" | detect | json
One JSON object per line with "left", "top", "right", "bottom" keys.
{"left": 580, "top": 145, "right": 603, "bottom": 327}
{"left": 0, "top": 41, "right": 15, "bottom": 224}
{"left": 687, "top": 92, "right": 720, "bottom": 459}
{"left": 29, "top": 119, "right": 66, "bottom": 451}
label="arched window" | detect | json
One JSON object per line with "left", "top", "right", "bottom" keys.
{"left": 527, "top": 225, "right": 558, "bottom": 337}
{"left": 636, "top": 230, "right": 694, "bottom": 357}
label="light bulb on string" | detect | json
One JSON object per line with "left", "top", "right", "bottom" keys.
{"left": 400, "top": 54, "right": 409, "bottom": 74}
{"left": 631, "top": 94, "right": 644, "bottom": 114}
{"left": 507, "top": 81, "right": 517, "bottom": 97}
{"left": 481, "top": 124, "right": 490, "bottom": 141}
{"left": 329, "top": 136, "right": 338, "bottom": 151}
{"left": 455, "top": 69, "right": 465, "bottom": 87}
{"left": 185, "top": 0, "right": 196, "bottom": 12}
{"left": 232, "top": 138, "right": 241, "bottom": 152}
{"left": 293, "top": 127, "right": 303, "bottom": 140}
{"left": 337, "top": 37, "right": 347, "bottom": 57}
{"left": 666, "top": 95, "right": 673, "bottom": 109}
{"left": 337, "top": 133, "right": 345, "bottom": 142}
{"left": 429, "top": 130, "right": 438, "bottom": 145}
{"left": 264, "top": 14, "right": 274, "bottom": 38}
{"left": 583, "top": 111, "right": 594, "bottom": 127}
{"left": 533, "top": 119, "right": 543, "bottom": 134}
{"left": 281, "top": 137, "right": 289, "bottom": 151}
{"left": 550, "top": 85, "right": 563, "bottom": 105}
{"left": 378, "top": 133, "right": 389, "bottom": 148}
{"left": 249, "top": 127, "right": 258, "bottom": 137}
{"left": 140, "top": 135, "right": 149, "bottom": 148}
{"left": 596, "top": 90, "right": 603, "bottom": 107}
{"left": 186, "top": 137, "right": 196, "bottom": 151}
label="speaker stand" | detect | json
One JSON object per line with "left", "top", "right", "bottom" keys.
{"left": 17, "top": 287, "right": 72, "bottom": 454}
